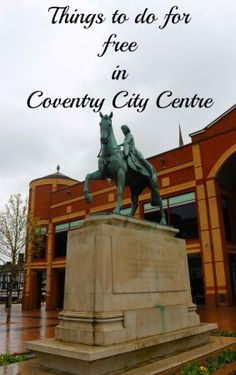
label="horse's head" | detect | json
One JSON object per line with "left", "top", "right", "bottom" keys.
{"left": 99, "top": 112, "right": 113, "bottom": 144}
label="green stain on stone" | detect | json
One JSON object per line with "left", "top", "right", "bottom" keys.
{"left": 156, "top": 304, "right": 166, "bottom": 332}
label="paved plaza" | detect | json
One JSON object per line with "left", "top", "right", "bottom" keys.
{"left": 0, "top": 304, "right": 58, "bottom": 354}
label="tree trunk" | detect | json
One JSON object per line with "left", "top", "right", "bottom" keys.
{"left": 6, "top": 270, "right": 14, "bottom": 324}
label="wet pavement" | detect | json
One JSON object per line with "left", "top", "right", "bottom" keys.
{"left": 0, "top": 304, "right": 236, "bottom": 355}
{"left": 0, "top": 304, "right": 58, "bottom": 354}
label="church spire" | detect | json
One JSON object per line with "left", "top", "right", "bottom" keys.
{"left": 179, "top": 123, "right": 184, "bottom": 147}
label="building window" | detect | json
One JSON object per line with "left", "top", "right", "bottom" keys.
{"left": 169, "top": 194, "right": 198, "bottom": 239}
{"left": 143, "top": 199, "right": 168, "bottom": 224}
{"left": 55, "top": 231, "right": 68, "bottom": 257}
{"left": 144, "top": 192, "right": 198, "bottom": 240}
{"left": 54, "top": 220, "right": 82, "bottom": 258}
{"left": 33, "top": 226, "right": 47, "bottom": 260}
{"left": 120, "top": 206, "right": 132, "bottom": 216}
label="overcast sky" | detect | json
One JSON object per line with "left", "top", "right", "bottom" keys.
{"left": 0, "top": 0, "right": 235, "bottom": 209}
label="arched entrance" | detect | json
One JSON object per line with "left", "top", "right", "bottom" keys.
{"left": 216, "top": 152, "right": 236, "bottom": 303}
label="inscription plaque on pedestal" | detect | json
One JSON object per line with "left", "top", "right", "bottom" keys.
{"left": 112, "top": 236, "right": 187, "bottom": 293}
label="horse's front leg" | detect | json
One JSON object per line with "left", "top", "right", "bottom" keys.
{"left": 113, "top": 168, "right": 125, "bottom": 214}
{"left": 84, "top": 170, "right": 104, "bottom": 203}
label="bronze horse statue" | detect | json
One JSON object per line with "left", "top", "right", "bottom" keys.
{"left": 83, "top": 112, "right": 166, "bottom": 224}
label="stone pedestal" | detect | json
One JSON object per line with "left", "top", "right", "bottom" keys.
{"left": 28, "top": 214, "right": 217, "bottom": 375}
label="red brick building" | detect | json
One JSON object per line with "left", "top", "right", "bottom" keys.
{"left": 22, "top": 105, "right": 236, "bottom": 310}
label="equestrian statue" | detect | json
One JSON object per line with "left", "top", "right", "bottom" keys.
{"left": 83, "top": 112, "right": 166, "bottom": 224}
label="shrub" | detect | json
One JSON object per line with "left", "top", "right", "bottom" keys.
{"left": 0, "top": 353, "right": 26, "bottom": 366}
{"left": 168, "top": 349, "right": 236, "bottom": 375}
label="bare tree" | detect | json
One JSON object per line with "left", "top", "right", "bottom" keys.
{"left": 27, "top": 217, "right": 46, "bottom": 260}
{"left": 0, "top": 194, "right": 27, "bottom": 323}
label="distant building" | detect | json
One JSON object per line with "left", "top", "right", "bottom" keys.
{"left": 0, "top": 254, "right": 24, "bottom": 302}
{"left": 22, "top": 105, "right": 236, "bottom": 310}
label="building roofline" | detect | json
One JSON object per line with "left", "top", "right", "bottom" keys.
{"left": 189, "top": 104, "right": 236, "bottom": 137}
{"left": 148, "top": 141, "right": 192, "bottom": 161}
{"left": 30, "top": 172, "right": 79, "bottom": 184}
